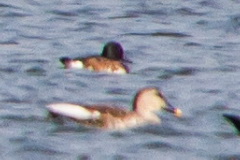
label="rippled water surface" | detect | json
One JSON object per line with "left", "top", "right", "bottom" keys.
{"left": 1, "top": 0, "right": 240, "bottom": 159}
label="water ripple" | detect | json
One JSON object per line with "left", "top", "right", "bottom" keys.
{"left": 49, "top": 10, "right": 79, "bottom": 17}
{"left": 109, "top": 14, "right": 139, "bottom": 19}
{"left": 142, "top": 141, "right": 174, "bottom": 150}
{"left": 176, "top": 7, "right": 206, "bottom": 16}
{"left": 215, "top": 154, "right": 240, "bottom": 160}
{"left": 125, "top": 32, "right": 191, "bottom": 38}
{"left": 1, "top": 11, "right": 31, "bottom": 17}
{"left": 228, "top": 14, "right": 240, "bottom": 33}
{"left": 15, "top": 144, "right": 65, "bottom": 156}
{"left": 0, "top": 2, "right": 21, "bottom": 9}
{"left": 25, "top": 67, "right": 47, "bottom": 76}
{"left": 77, "top": 154, "right": 92, "bottom": 160}
{"left": 184, "top": 42, "right": 202, "bottom": 47}
{"left": 139, "top": 67, "right": 198, "bottom": 80}
{"left": 0, "top": 40, "right": 19, "bottom": 45}
{"left": 1, "top": 115, "right": 44, "bottom": 123}
{"left": 0, "top": 67, "right": 17, "bottom": 74}
{"left": 1, "top": 98, "right": 32, "bottom": 104}
{"left": 164, "top": 67, "right": 198, "bottom": 76}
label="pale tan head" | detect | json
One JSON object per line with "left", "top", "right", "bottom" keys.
{"left": 133, "top": 88, "right": 166, "bottom": 112}
{"left": 133, "top": 87, "right": 182, "bottom": 117}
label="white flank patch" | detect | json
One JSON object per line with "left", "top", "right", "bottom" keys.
{"left": 114, "top": 69, "right": 127, "bottom": 74}
{"left": 113, "top": 68, "right": 127, "bottom": 74}
{"left": 70, "top": 61, "right": 84, "bottom": 69}
{"left": 105, "top": 68, "right": 126, "bottom": 74}
{"left": 46, "top": 103, "right": 100, "bottom": 120}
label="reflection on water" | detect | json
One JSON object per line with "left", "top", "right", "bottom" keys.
{"left": 1, "top": 0, "right": 240, "bottom": 159}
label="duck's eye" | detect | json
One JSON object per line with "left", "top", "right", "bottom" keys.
{"left": 156, "top": 91, "right": 163, "bottom": 98}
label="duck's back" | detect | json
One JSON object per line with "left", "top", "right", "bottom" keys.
{"left": 75, "top": 105, "right": 128, "bottom": 128}
{"left": 81, "top": 56, "right": 129, "bottom": 74}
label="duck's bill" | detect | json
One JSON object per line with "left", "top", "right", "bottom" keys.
{"left": 164, "top": 104, "right": 182, "bottom": 118}
{"left": 122, "top": 58, "right": 133, "bottom": 63}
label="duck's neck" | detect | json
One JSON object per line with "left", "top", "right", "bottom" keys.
{"left": 136, "top": 111, "right": 161, "bottom": 124}
{"left": 119, "top": 112, "right": 160, "bottom": 129}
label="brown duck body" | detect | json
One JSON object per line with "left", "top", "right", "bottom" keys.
{"left": 80, "top": 56, "right": 129, "bottom": 74}
{"left": 74, "top": 106, "right": 129, "bottom": 128}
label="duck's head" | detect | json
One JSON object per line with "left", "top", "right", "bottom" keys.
{"left": 101, "top": 41, "right": 131, "bottom": 63}
{"left": 133, "top": 88, "right": 182, "bottom": 117}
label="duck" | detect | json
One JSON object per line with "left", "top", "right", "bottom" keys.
{"left": 60, "top": 41, "right": 130, "bottom": 74}
{"left": 223, "top": 114, "right": 240, "bottom": 134}
{"left": 46, "top": 87, "right": 182, "bottom": 130}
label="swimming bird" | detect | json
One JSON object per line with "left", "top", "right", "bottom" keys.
{"left": 46, "top": 87, "right": 182, "bottom": 130}
{"left": 60, "top": 41, "right": 130, "bottom": 74}
{"left": 223, "top": 114, "right": 240, "bottom": 134}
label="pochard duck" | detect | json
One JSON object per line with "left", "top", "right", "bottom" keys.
{"left": 60, "top": 41, "right": 130, "bottom": 74}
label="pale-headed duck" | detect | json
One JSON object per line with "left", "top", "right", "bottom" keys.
{"left": 46, "top": 87, "right": 182, "bottom": 130}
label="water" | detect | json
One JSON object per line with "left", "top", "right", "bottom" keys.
{"left": 1, "top": 0, "right": 240, "bottom": 159}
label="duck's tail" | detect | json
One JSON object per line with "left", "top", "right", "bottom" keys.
{"left": 59, "top": 57, "right": 71, "bottom": 65}
{"left": 46, "top": 103, "right": 101, "bottom": 120}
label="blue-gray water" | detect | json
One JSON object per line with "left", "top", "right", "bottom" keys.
{"left": 1, "top": 0, "right": 240, "bottom": 159}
